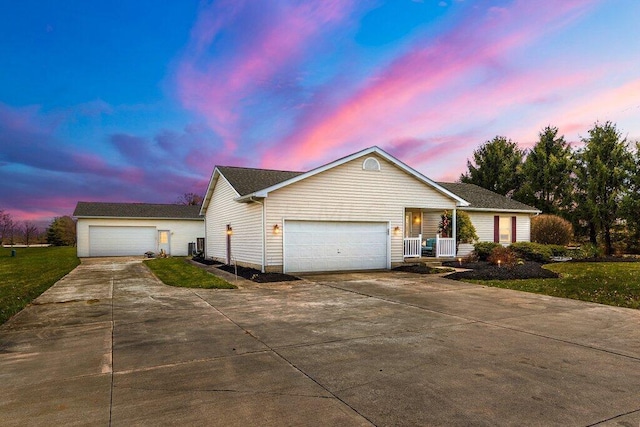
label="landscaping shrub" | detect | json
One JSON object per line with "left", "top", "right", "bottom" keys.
{"left": 531, "top": 214, "right": 573, "bottom": 245}
{"left": 474, "top": 242, "right": 500, "bottom": 261}
{"left": 547, "top": 244, "right": 568, "bottom": 257}
{"left": 574, "top": 243, "right": 604, "bottom": 259}
{"left": 487, "top": 246, "right": 518, "bottom": 266}
{"left": 510, "top": 242, "right": 553, "bottom": 263}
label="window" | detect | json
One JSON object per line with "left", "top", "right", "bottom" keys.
{"left": 159, "top": 231, "right": 169, "bottom": 244}
{"left": 362, "top": 157, "right": 381, "bottom": 171}
{"left": 499, "top": 217, "right": 511, "bottom": 243}
{"left": 494, "top": 216, "right": 516, "bottom": 244}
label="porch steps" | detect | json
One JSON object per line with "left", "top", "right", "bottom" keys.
{"left": 402, "top": 258, "right": 457, "bottom": 268}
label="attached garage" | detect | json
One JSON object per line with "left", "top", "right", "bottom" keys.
{"left": 284, "top": 221, "right": 389, "bottom": 273}
{"left": 89, "top": 226, "right": 156, "bottom": 257}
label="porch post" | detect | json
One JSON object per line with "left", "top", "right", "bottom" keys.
{"left": 452, "top": 208, "right": 457, "bottom": 258}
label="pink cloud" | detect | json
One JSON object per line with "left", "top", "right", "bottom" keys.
{"left": 260, "top": 0, "right": 600, "bottom": 170}
{"left": 176, "top": 0, "right": 356, "bottom": 150}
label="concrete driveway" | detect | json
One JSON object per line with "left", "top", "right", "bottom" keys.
{"left": 1, "top": 258, "right": 639, "bottom": 426}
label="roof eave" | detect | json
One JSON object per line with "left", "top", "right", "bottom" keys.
{"left": 76, "top": 215, "right": 203, "bottom": 220}
{"left": 200, "top": 168, "right": 241, "bottom": 214}
{"left": 460, "top": 207, "right": 541, "bottom": 214}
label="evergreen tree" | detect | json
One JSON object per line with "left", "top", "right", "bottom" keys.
{"left": 574, "top": 122, "right": 633, "bottom": 255}
{"left": 460, "top": 136, "right": 524, "bottom": 197}
{"left": 46, "top": 216, "right": 77, "bottom": 246}
{"left": 621, "top": 141, "right": 640, "bottom": 253}
{"left": 517, "top": 126, "right": 574, "bottom": 214}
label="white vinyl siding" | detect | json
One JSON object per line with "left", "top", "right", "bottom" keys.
{"left": 76, "top": 218, "right": 204, "bottom": 257}
{"left": 205, "top": 175, "right": 263, "bottom": 266}
{"left": 457, "top": 212, "right": 533, "bottom": 257}
{"left": 264, "top": 154, "right": 457, "bottom": 268}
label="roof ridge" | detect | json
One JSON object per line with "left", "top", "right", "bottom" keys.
{"left": 217, "top": 165, "right": 304, "bottom": 174}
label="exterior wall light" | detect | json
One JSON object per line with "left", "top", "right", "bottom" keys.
{"left": 393, "top": 226, "right": 401, "bottom": 235}
{"left": 273, "top": 224, "right": 280, "bottom": 234}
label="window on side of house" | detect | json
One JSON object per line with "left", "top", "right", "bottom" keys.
{"left": 499, "top": 217, "right": 511, "bottom": 244}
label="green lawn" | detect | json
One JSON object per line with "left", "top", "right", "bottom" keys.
{"left": 467, "top": 262, "right": 640, "bottom": 309}
{"left": 144, "top": 257, "right": 236, "bottom": 289}
{"left": 0, "top": 246, "right": 80, "bottom": 325}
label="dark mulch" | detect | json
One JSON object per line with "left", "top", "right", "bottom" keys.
{"left": 216, "top": 264, "right": 300, "bottom": 283}
{"left": 191, "top": 256, "right": 218, "bottom": 266}
{"left": 568, "top": 256, "right": 640, "bottom": 263}
{"left": 393, "top": 264, "right": 455, "bottom": 274}
{"left": 442, "top": 261, "right": 559, "bottom": 281}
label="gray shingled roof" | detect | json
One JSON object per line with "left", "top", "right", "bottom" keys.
{"left": 217, "top": 166, "right": 304, "bottom": 196}
{"left": 437, "top": 182, "right": 539, "bottom": 212}
{"left": 73, "top": 202, "right": 202, "bottom": 219}
{"left": 214, "top": 165, "right": 539, "bottom": 212}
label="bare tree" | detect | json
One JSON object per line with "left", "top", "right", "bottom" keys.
{"left": 0, "top": 210, "right": 16, "bottom": 245}
{"left": 23, "top": 221, "right": 39, "bottom": 246}
{"left": 176, "top": 192, "right": 203, "bottom": 206}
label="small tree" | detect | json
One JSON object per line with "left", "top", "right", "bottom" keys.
{"left": 176, "top": 192, "right": 203, "bottom": 206}
{"left": 0, "top": 210, "right": 15, "bottom": 245}
{"left": 47, "top": 216, "right": 77, "bottom": 246}
{"left": 531, "top": 214, "right": 573, "bottom": 245}
{"left": 23, "top": 221, "right": 38, "bottom": 246}
{"left": 438, "top": 210, "right": 479, "bottom": 251}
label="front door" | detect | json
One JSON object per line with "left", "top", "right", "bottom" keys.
{"left": 158, "top": 230, "right": 170, "bottom": 255}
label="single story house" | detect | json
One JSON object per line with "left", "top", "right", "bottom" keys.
{"left": 200, "top": 146, "right": 539, "bottom": 274}
{"left": 73, "top": 202, "right": 205, "bottom": 257}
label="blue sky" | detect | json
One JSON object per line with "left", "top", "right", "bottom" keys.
{"left": 1, "top": 0, "right": 639, "bottom": 226}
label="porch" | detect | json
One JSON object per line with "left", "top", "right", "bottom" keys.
{"left": 402, "top": 208, "right": 457, "bottom": 259}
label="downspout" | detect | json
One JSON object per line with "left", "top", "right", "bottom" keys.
{"left": 250, "top": 197, "right": 266, "bottom": 273}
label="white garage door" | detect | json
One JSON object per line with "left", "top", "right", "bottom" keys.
{"left": 89, "top": 226, "right": 156, "bottom": 256}
{"left": 284, "top": 221, "right": 388, "bottom": 273}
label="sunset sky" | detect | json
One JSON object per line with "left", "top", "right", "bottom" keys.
{"left": 2, "top": 0, "right": 639, "bottom": 226}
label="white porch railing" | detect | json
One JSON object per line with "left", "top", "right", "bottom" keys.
{"left": 403, "top": 234, "right": 422, "bottom": 258}
{"left": 436, "top": 236, "right": 455, "bottom": 257}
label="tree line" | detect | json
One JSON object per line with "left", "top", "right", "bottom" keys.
{"left": 460, "top": 121, "right": 639, "bottom": 255}
{"left": 0, "top": 211, "right": 77, "bottom": 246}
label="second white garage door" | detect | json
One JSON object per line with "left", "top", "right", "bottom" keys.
{"left": 89, "top": 226, "right": 156, "bottom": 256}
{"left": 284, "top": 221, "right": 389, "bottom": 273}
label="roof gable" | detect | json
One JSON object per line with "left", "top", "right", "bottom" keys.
{"left": 229, "top": 146, "right": 469, "bottom": 205}
{"left": 74, "top": 202, "right": 202, "bottom": 219}
{"left": 436, "top": 182, "right": 540, "bottom": 213}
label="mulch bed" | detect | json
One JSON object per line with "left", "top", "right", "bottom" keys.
{"left": 191, "top": 256, "right": 218, "bottom": 265}
{"left": 393, "top": 265, "right": 455, "bottom": 274}
{"left": 216, "top": 264, "right": 300, "bottom": 283}
{"left": 442, "top": 261, "right": 559, "bottom": 280}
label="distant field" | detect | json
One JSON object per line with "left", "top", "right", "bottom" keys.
{"left": 467, "top": 262, "right": 640, "bottom": 309}
{"left": 0, "top": 246, "right": 80, "bottom": 324}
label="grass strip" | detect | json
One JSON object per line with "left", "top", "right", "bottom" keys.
{"left": 145, "top": 257, "right": 236, "bottom": 289}
{"left": 0, "top": 246, "right": 80, "bottom": 324}
{"left": 466, "top": 262, "right": 640, "bottom": 309}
